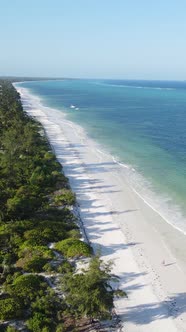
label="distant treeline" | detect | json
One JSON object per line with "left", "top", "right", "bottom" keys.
{"left": 0, "top": 80, "right": 123, "bottom": 332}
{"left": 0, "top": 77, "right": 76, "bottom": 83}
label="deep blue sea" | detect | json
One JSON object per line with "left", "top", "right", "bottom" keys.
{"left": 18, "top": 79, "right": 186, "bottom": 233}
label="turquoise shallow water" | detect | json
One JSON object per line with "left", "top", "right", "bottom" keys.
{"left": 18, "top": 79, "right": 186, "bottom": 232}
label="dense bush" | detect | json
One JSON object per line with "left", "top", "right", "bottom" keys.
{"left": 26, "top": 312, "right": 52, "bottom": 332}
{"left": 61, "top": 255, "right": 125, "bottom": 320}
{"left": 23, "top": 228, "right": 49, "bottom": 246}
{"left": 53, "top": 189, "right": 76, "bottom": 206}
{"left": 55, "top": 238, "right": 92, "bottom": 258}
{"left": 6, "top": 327, "right": 19, "bottom": 332}
{"left": 67, "top": 229, "right": 80, "bottom": 239}
{"left": 23, "top": 221, "right": 69, "bottom": 244}
{"left": 0, "top": 80, "right": 67, "bottom": 221}
{"left": 0, "top": 297, "right": 23, "bottom": 320}
{"left": 26, "top": 291, "right": 62, "bottom": 332}
{"left": 57, "top": 260, "right": 74, "bottom": 274}
{"left": 7, "top": 274, "right": 48, "bottom": 304}
{"left": 16, "top": 246, "right": 54, "bottom": 272}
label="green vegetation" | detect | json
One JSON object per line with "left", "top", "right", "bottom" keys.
{"left": 7, "top": 274, "right": 48, "bottom": 305}
{"left": 16, "top": 246, "right": 54, "bottom": 272}
{"left": 0, "top": 80, "right": 123, "bottom": 331}
{"left": 61, "top": 255, "right": 126, "bottom": 321}
{"left": 6, "top": 327, "right": 19, "bottom": 332}
{"left": 55, "top": 238, "right": 92, "bottom": 258}
{"left": 0, "top": 298, "right": 23, "bottom": 320}
{"left": 53, "top": 189, "right": 76, "bottom": 206}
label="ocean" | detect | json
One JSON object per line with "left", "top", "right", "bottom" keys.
{"left": 17, "top": 79, "right": 186, "bottom": 234}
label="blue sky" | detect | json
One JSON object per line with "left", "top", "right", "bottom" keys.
{"left": 0, "top": 0, "right": 186, "bottom": 79}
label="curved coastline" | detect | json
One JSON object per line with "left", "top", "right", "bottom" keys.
{"left": 14, "top": 81, "right": 186, "bottom": 237}
{"left": 15, "top": 84, "right": 186, "bottom": 332}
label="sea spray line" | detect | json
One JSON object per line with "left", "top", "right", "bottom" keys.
{"left": 93, "top": 82, "right": 175, "bottom": 91}
{"left": 86, "top": 131, "right": 186, "bottom": 237}
{"left": 131, "top": 187, "right": 186, "bottom": 237}
{"left": 93, "top": 145, "right": 186, "bottom": 237}
{"left": 72, "top": 133, "right": 186, "bottom": 237}
{"left": 110, "top": 155, "right": 186, "bottom": 236}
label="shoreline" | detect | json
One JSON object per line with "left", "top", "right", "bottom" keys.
{"left": 15, "top": 85, "right": 186, "bottom": 332}
{"left": 14, "top": 83, "right": 186, "bottom": 238}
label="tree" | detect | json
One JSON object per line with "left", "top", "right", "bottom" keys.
{"left": 55, "top": 238, "right": 92, "bottom": 258}
{"left": 61, "top": 255, "right": 125, "bottom": 320}
{"left": 6, "top": 326, "right": 19, "bottom": 332}
{"left": 7, "top": 274, "right": 48, "bottom": 305}
{"left": 0, "top": 297, "right": 22, "bottom": 320}
{"left": 16, "top": 255, "right": 48, "bottom": 273}
{"left": 53, "top": 189, "right": 76, "bottom": 207}
{"left": 26, "top": 312, "right": 52, "bottom": 332}
{"left": 32, "top": 294, "right": 58, "bottom": 313}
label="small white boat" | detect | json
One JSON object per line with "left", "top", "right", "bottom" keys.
{"left": 70, "top": 104, "right": 76, "bottom": 109}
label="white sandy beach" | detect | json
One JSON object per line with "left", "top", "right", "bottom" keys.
{"left": 16, "top": 86, "right": 186, "bottom": 332}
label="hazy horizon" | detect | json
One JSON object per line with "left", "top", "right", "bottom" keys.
{"left": 1, "top": 0, "right": 186, "bottom": 80}
{"left": 7, "top": 76, "right": 186, "bottom": 82}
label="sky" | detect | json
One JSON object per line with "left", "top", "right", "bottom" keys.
{"left": 0, "top": 0, "right": 186, "bottom": 80}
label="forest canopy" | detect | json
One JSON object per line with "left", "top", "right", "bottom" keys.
{"left": 0, "top": 81, "right": 123, "bottom": 332}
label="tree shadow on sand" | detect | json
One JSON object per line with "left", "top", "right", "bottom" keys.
{"left": 84, "top": 209, "right": 138, "bottom": 219}
{"left": 123, "top": 293, "right": 186, "bottom": 325}
{"left": 91, "top": 239, "right": 141, "bottom": 256}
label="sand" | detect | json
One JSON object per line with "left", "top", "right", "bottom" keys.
{"left": 15, "top": 85, "right": 186, "bottom": 332}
